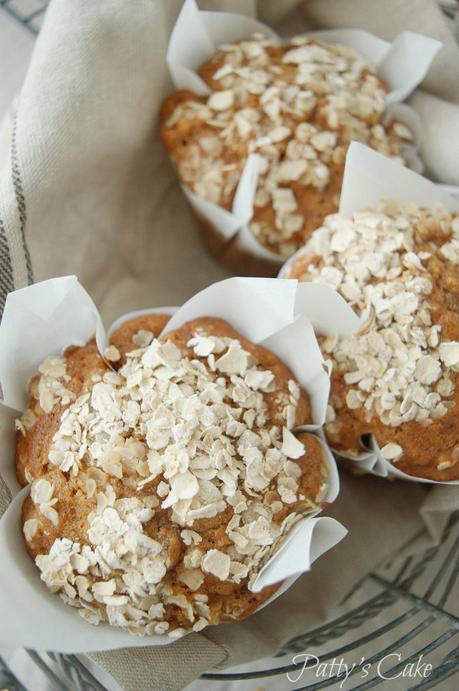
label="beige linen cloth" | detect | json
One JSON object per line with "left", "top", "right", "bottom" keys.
{"left": 0, "top": 1, "right": 458, "bottom": 690}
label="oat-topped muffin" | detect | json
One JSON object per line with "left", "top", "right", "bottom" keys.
{"left": 161, "top": 34, "right": 412, "bottom": 271}
{"left": 287, "top": 200, "right": 459, "bottom": 481}
{"left": 16, "top": 314, "right": 330, "bottom": 637}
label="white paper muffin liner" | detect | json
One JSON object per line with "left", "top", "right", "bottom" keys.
{"left": 281, "top": 142, "right": 459, "bottom": 485}
{"left": 0, "top": 275, "right": 346, "bottom": 652}
{"left": 164, "top": 0, "right": 441, "bottom": 266}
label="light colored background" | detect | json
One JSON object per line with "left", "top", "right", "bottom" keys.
{"left": 0, "top": 12, "right": 33, "bottom": 121}
{"left": 0, "top": 2, "right": 458, "bottom": 690}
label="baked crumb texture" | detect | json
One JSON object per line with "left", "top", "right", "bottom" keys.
{"left": 288, "top": 200, "right": 459, "bottom": 481}
{"left": 161, "top": 34, "right": 411, "bottom": 267}
{"left": 16, "top": 314, "right": 329, "bottom": 638}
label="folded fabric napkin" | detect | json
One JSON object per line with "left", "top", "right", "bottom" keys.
{"left": 0, "top": 1, "right": 458, "bottom": 690}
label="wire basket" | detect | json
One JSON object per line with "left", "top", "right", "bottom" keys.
{"left": 0, "top": 1, "right": 458, "bottom": 689}
{"left": 0, "top": 0, "right": 47, "bottom": 33}
{"left": 0, "top": 510, "right": 458, "bottom": 689}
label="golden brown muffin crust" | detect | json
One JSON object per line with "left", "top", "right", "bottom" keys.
{"left": 288, "top": 201, "right": 459, "bottom": 481}
{"left": 161, "top": 35, "right": 410, "bottom": 261}
{"left": 17, "top": 314, "right": 328, "bottom": 636}
{"left": 163, "top": 316, "right": 311, "bottom": 428}
{"left": 16, "top": 342, "right": 107, "bottom": 487}
{"left": 109, "top": 314, "right": 171, "bottom": 360}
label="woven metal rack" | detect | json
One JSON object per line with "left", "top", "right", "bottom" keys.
{"left": 1, "top": 1, "right": 458, "bottom": 689}
{"left": 0, "top": 510, "right": 458, "bottom": 690}
{"left": 0, "top": 0, "right": 47, "bottom": 33}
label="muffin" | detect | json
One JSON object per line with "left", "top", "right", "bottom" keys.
{"left": 161, "top": 34, "right": 413, "bottom": 275}
{"left": 15, "top": 313, "right": 331, "bottom": 637}
{"left": 287, "top": 200, "right": 459, "bottom": 481}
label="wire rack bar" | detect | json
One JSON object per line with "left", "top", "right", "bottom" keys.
{"left": 202, "top": 513, "right": 459, "bottom": 686}
{"left": 0, "top": 0, "right": 47, "bottom": 33}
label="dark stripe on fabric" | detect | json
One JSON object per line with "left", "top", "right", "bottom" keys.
{"left": 11, "top": 115, "right": 33, "bottom": 284}
{"left": 0, "top": 216, "right": 14, "bottom": 318}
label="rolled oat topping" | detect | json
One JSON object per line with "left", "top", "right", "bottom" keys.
{"left": 289, "top": 201, "right": 459, "bottom": 464}
{"left": 30, "top": 479, "right": 59, "bottom": 527}
{"left": 162, "top": 34, "right": 411, "bottom": 256}
{"left": 27, "top": 356, "right": 75, "bottom": 415}
{"left": 24, "top": 326, "right": 327, "bottom": 636}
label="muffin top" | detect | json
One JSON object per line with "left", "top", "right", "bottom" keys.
{"left": 161, "top": 34, "right": 411, "bottom": 257}
{"left": 288, "top": 200, "right": 459, "bottom": 480}
{"left": 16, "top": 314, "right": 329, "bottom": 637}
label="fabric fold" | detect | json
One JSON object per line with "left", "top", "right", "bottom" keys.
{"left": 89, "top": 633, "right": 227, "bottom": 691}
{"left": 0, "top": 0, "right": 458, "bottom": 689}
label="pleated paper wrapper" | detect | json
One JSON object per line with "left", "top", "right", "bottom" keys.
{"left": 164, "top": 0, "right": 441, "bottom": 271}
{"left": 0, "top": 275, "right": 348, "bottom": 652}
{"left": 281, "top": 142, "right": 459, "bottom": 485}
